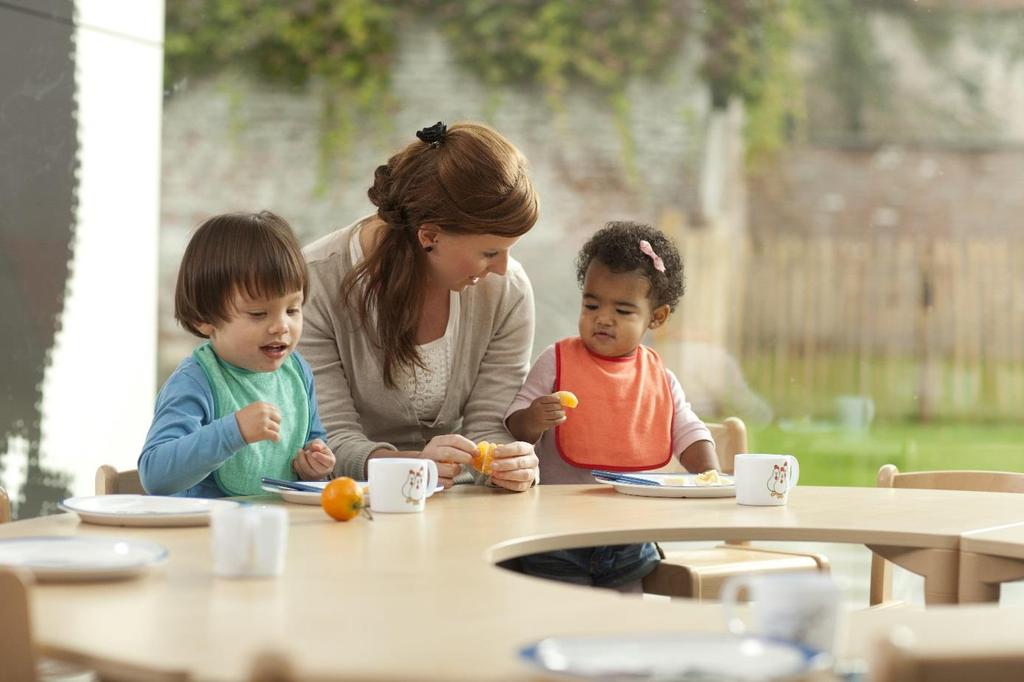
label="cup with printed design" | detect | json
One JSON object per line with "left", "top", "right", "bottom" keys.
{"left": 733, "top": 453, "right": 799, "bottom": 506}
{"left": 722, "top": 572, "right": 841, "bottom": 659}
{"left": 367, "top": 458, "right": 439, "bottom": 513}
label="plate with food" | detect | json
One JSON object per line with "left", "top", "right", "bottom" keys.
{"left": 591, "top": 470, "right": 735, "bottom": 498}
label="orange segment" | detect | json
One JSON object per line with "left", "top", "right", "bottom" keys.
{"left": 472, "top": 441, "right": 496, "bottom": 475}
{"left": 554, "top": 390, "right": 579, "bottom": 408}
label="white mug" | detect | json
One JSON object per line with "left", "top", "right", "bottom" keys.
{"left": 836, "top": 395, "right": 875, "bottom": 432}
{"left": 734, "top": 453, "right": 799, "bottom": 506}
{"left": 210, "top": 505, "right": 288, "bottom": 578}
{"left": 367, "top": 458, "right": 439, "bottom": 513}
{"left": 722, "top": 573, "right": 841, "bottom": 656}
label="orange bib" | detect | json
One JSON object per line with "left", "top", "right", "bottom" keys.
{"left": 554, "top": 337, "right": 673, "bottom": 471}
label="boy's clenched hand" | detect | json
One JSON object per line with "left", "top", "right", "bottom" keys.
{"left": 235, "top": 402, "right": 281, "bottom": 444}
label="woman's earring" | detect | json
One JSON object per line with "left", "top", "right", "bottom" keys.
{"left": 424, "top": 245, "right": 433, "bottom": 253}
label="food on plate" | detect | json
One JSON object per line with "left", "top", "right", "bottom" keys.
{"left": 695, "top": 469, "right": 723, "bottom": 486}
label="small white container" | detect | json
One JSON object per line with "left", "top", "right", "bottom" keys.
{"left": 210, "top": 505, "right": 288, "bottom": 577}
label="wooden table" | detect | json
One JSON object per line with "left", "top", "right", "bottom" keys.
{"left": 5, "top": 485, "right": 1024, "bottom": 680}
{"left": 959, "top": 522, "right": 1024, "bottom": 603}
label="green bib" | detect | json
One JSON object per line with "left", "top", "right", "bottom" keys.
{"left": 193, "top": 343, "right": 309, "bottom": 496}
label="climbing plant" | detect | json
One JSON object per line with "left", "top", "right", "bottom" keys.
{"left": 165, "top": 0, "right": 398, "bottom": 180}
{"left": 699, "top": 0, "right": 807, "bottom": 162}
{"left": 165, "top": 1, "right": 1002, "bottom": 172}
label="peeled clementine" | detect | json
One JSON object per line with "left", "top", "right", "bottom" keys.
{"left": 554, "top": 390, "right": 579, "bottom": 408}
{"left": 320, "top": 477, "right": 367, "bottom": 522}
{"left": 472, "top": 441, "right": 496, "bottom": 474}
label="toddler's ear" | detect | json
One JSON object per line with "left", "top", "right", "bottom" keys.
{"left": 196, "top": 320, "right": 215, "bottom": 337}
{"left": 648, "top": 304, "right": 671, "bottom": 329}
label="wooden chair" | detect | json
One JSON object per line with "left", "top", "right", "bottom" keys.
{"left": 95, "top": 465, "right": 145, "bottom": 495}
{"left": 1, "top": 486, "right": 11, "bottom": 523}
{"left": 869, "top": 464, "right": 1024, "bottom": 606}
{"left": 871, "top": 625, "right": 1024, "bottom": 682}
{"left": 0, "top": 568, "right": 186, "bottom": 682}
{"left": 247, "top": 652, "right": 377, "bottom": 682}
{"left": 0, "top": 568, "right": 36, "bottom": 681}
{"left": 642, "top": 417, "right": 830, "bottom": 600}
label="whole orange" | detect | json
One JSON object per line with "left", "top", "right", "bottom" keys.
{"left": 320, "top": 477, "right": 365, "bottom": 522}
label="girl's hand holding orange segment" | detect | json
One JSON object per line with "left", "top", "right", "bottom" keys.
{"left": 554, "top": 390, "right": 579, "bottom": 408}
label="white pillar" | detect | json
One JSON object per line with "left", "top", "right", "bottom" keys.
{"left": 36, "top": 1, "right": 164, "bottom": 502}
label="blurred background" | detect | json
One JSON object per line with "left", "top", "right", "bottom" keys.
{"left": 3, "top": 0, "right": 1024, "bottom": 531}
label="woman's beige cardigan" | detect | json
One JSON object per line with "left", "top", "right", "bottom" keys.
{"left": 299, "top": 221, "right": 535, "bottom": 480}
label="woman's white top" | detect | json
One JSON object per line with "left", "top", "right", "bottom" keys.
{"left": 349, "top": 224, "right": 459, "bottom": 423}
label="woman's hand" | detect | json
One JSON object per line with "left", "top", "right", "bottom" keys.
{"left": 489, "top": 441, "right": 539, "bottom": 492}
{"left": 421, "top": 434, "right": 476, "bottom": 489}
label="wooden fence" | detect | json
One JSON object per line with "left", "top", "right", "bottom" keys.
{"left": 657, "top": 229, "right": 1024, "bottom": 421}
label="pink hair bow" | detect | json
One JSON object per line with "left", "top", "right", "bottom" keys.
{"left": 639, "top": 240, "right": 665, "bottom": 273}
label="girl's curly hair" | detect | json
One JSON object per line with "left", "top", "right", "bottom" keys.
{"left": 575, "top": 221, "right": 685, "bottom": 311}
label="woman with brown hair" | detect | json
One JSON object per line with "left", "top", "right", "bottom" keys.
{"left": 299, "top": 122, "right": 540, "bottom": 491}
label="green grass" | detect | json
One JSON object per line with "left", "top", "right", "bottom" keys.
{"left": 740, "top": 351, "right": 1024, "bottom": 423}
{"left": 747, "top": 422, "right": 1024, "bottom": 487}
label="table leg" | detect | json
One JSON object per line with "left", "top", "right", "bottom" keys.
{"left": 957, "top": 552, "right": 1024, "bottom": 604}
{"left": 865, "top": 545, "right": 959, "bottom": 605}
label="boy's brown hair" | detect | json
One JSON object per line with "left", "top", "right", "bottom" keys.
{"left": 174, "top": 210, "right": 308, "bottom": 338}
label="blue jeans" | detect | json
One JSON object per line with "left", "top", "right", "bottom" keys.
{"left": 515, "top": 542, "right": 660, "bottom": 588}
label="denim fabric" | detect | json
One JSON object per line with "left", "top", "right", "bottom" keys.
{"left": 517, "top": 542, "right": 660, "bottom": 588}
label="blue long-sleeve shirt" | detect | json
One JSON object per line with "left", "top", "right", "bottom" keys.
{"left": 138, "top": 352, "right": 327, "bottom": 497}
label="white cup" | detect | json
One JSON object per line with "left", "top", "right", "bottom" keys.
{"left": 367, "top": 458, "right": 439, "bottom": 513}
{"left": 210, "top": 505, "right": 288, "bottom": 578}
{"left": 734, "top": 453, "right": 799, "bottom": 506}
{"left": 722, "top": 573, "right": 841, "bottom": 656}
{"left": 836, "top": 395, "right": 875, "bottom": 432}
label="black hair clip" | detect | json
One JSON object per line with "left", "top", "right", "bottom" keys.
{"left": 416, "top": 121, "right": 447, "bottom": 148}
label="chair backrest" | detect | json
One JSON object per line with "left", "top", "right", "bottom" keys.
{"left": 877, "top": 464, "right": 1024, "bottom": 493}
{"left": 0, "top": 569, "right": 38, "bottom": 682}
{"left": 0, "top": 486, "right": 10, "bottom": 524}
{"left": 646, "top": 417, "right": 747, "bottom": 475}
{"left": 95, "top": 466, "right": 145, "bottom": 495}
{"left": 870, "top": 464, "right": 1024, "bottom": 605}
{"left": 708, "top": 417, "right": 747, "bottom": 475}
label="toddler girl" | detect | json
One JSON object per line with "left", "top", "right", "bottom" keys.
{"left": 505, "top": 220, "right": 720, "bottom": 589}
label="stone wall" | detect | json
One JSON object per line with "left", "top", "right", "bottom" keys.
{"left": 159, "top": 21, "right": 710, "bottom": 381}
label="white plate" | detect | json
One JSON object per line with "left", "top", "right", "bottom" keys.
{"left": 0, "top": 537, "right": 168, "bottom": 582}
{"left": 59, "top": 495, "right": 240, "bottom": 527}
{"left": 260, "top": 480, "right": 347, "bottom": 505}
{"left": 520, "top": 633, "right": 825, "bottom": 681}
{"left": 261, "top": 481, "right": 444, "bottom": 505}
{"left": 594, "top": 473, "right": 736, "bottom": 498}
